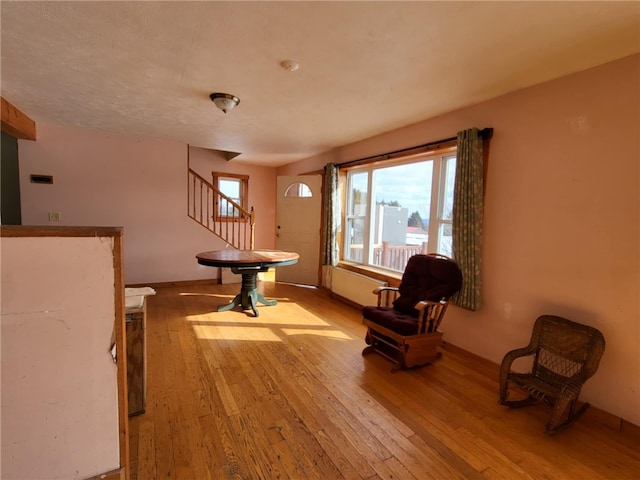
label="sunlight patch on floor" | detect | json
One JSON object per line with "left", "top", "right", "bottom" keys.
{"left": 179, "top": 292, "right": 234, "bottom": 300}
{"left": 194, "top": 324, "right": 282, "bottom": 342}
{"left": 179, "top": 291, "right": 289, "bottom": 299}
{"left": 185, "top": 310, "right": 330, "bottom": 326}
{"left": 281, "top": 328, "right": 351, "bottom": 341}
{"left": 187, "top": 299, "right": 353, "bottom": 342}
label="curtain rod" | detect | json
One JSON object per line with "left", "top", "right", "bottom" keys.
{"left": 337, "top": 127, "right": 493, "bottom": 168}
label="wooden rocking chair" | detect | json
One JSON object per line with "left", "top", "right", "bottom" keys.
{"left": 362, "top": 254, "right": 462, "bottom": 371}
{"left": 499, "top": 315, "right": 606, "bottom": 434}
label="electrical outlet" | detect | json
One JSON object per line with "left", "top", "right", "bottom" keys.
{"left": 48, "top": 212, "right": 60, "bottom": 222}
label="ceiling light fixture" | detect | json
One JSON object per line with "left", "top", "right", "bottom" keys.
{"left": 210, "top": 93, "right": 240, "bottom": 114}
{"left": 280, "top": 60, "right": 299, "bottom": 72}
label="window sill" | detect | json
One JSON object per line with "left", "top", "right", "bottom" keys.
{"left": 336, "top": 261, "right": 403, "bottom": 287}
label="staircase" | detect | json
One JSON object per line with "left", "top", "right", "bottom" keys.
{"left": 187, "top": 168, "right": 255, "bottom": 250}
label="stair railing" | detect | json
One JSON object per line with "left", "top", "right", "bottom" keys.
{"left": 188, "top": 168, "right": 255, "bottom": 250}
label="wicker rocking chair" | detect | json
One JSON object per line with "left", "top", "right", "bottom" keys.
{"left": 362, "top": 254, "right": 462, "bottom": 371}
{"left": 499, "top": 315, "right": 605, "bottom": 434}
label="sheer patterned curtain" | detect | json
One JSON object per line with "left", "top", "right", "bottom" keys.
{"left": 322, "top": 163, "right": 340, "bottom": 266}
{"left": 452, "top": 128, "right": 484, "bottom": 310}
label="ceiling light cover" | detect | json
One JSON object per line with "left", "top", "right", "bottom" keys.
{"left": 280, "top": 60, "right": 299, "bottom": 72}
{"left": 210, "top": 93, "right": 240, "bottom": 113}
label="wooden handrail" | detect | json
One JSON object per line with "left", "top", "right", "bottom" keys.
{"left": 187, "top": 168, "right": 255, "bottom": 250}
{"left": 188, "top": 168, "right": 210, "bottom": 186}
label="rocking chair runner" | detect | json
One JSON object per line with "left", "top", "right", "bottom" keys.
{"left": 361, "top": 254, "right": 462, "bottom": 371}
{"left": 499, "top": 315, "right": 605, "bottom": 434}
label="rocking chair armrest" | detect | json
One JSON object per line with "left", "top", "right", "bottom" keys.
{"left": 373, "top": 286, "right": 398, "bottom": 295}
{"left": 499, "top": 347, "right": 537, "bottom": 384}
{"left": 372, "top": 286, "right": 399, "bottom": 307}
{"left": 414, "top": 299, "right": 441, "bottom": 312}
{"left": 415, "top": 299, "right": 448, "bottom": 334}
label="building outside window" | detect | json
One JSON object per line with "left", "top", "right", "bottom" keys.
{"left": 344, "top": 151, "right": 456, "bottom": 273}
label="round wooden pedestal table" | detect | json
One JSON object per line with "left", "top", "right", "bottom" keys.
{"left": 196, "top": 249, "right": 299, "bottom": 317}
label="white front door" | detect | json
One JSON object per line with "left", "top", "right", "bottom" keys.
{"left": 275, "top": 175, "right": 322, "bottom": 286}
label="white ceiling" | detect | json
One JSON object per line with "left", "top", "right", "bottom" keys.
{"left": 1, "top": 1, "right": 638, "bottom": 167}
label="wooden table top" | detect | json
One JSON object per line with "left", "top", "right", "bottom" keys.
{"left": 196, "top": 249, "right": 299, "bottom": 268}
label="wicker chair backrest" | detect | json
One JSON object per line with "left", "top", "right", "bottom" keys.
{"left": 531, "top": 315, "right": 605, "bottom": 382}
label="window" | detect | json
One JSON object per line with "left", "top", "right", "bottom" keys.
{"left": 212, "top": 172, "right": 249, "bottom": 221}
{"left": 343, "top": 151, "right": 456, "bottom": 273}
{"left": 284, "top": 182, "right": 313, "bottom": 198}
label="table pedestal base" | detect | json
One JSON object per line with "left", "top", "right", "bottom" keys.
{"left": 217, "top": 266, "right": 276, "bottom": 317}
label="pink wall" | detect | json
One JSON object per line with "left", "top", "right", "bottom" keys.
{"left": 280, "top": 54, "right": 640, "bottom": 426}
{"left": 18, "top": 127, "right": 276, "bottom": 284}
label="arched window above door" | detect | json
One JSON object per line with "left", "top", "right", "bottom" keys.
{"left": 284, "top": 182, "right": 313, "bottom": 198}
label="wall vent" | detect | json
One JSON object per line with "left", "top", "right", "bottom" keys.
{"left": 30, "top": 174, "right": 53, "bottom": 184}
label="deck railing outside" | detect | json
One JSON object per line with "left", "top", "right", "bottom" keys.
{"left": 349, "top": 242, "right": 428, "bottom": 272}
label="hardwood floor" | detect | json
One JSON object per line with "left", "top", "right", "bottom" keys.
{"left": 128, "top": 281, "right": 639, "bottom": 479}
